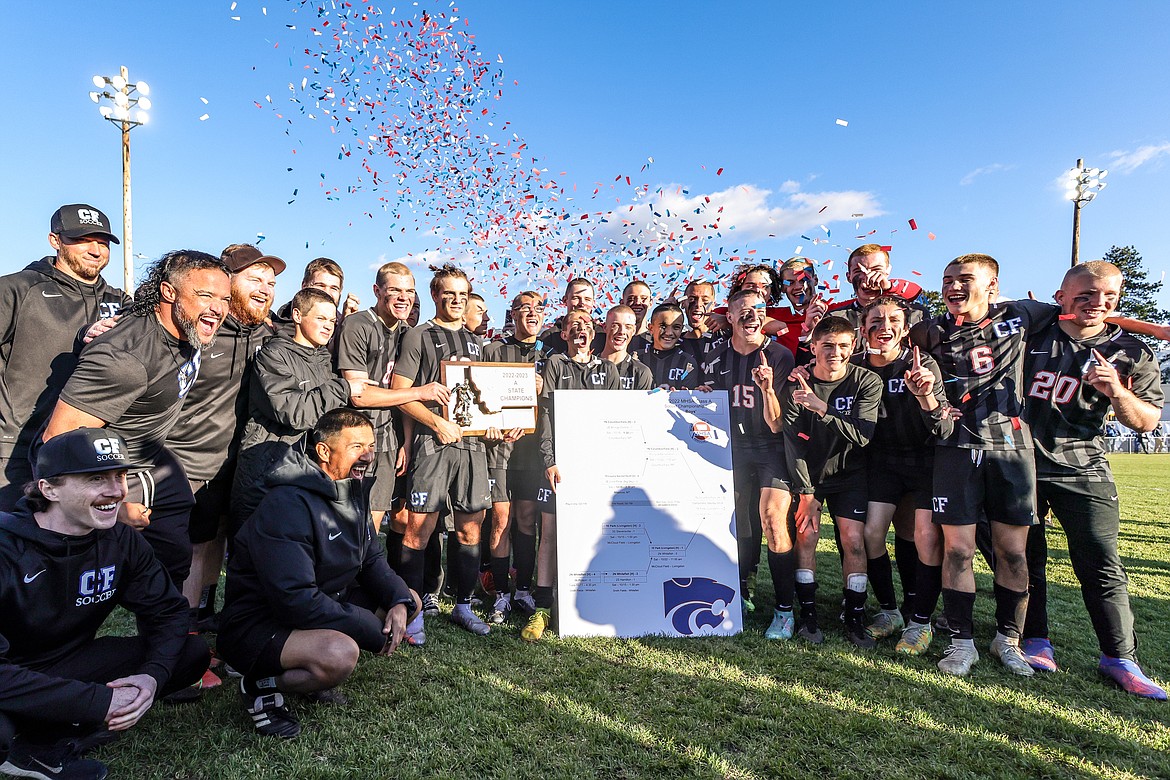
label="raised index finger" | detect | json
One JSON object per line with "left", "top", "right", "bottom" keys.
{"left": 1090, "top": 348, "right": 1111, "bottom": 368}
{"left": 913, "top": 345, "right": 922, "bottom": 371}
{"left": 758, "top": 349, "right": 768, "bottom": 368}
{"left": 797, "top": 374, "right": 812, "bottom": 392}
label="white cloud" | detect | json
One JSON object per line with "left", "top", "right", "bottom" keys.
{"left": 960, "top": 163, "right": 1013, "bottom": 186}
{"left": 778, "top": 179, "right": 801, "bottom": 194}
{"left": 584, "top": 182, "right": 884, "bottom": 250}
{"left": 1106, "top": 143, "right": 1170, "bottom": 173}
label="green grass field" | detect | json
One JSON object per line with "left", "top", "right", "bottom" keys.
{"left": 98, "top": 455, "right": 1170, "bottom": 779}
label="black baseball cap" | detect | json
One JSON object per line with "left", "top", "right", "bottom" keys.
{"left": 36, "top": 429, "right": 148, "bottom": 480}
{"left": 50, "top": 204, "right": 120, "bottom": 244}
{"left": 223, "top": 245, "right": 286, "bottom": 275}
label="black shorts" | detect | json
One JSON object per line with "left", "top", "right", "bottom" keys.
{"left": 188, "top": 474, "right": 232, "bottom": 545}
{"left": 367, "top": 448, "right": 399, "bottom": 512}
{"left": 488, "top": 468, "right": 509, "bottom": 505}
{"left": 535, "top": 476, "right": 557, "bottom": 514}
{"left": 509, "top": 468, "right": 542, "bottom": 505}
{"left": 931, "top": 447, "right": 1036, "bottom": 526}
{"left": 406, "top": 437, "right": 490, "bottom": 514}
{"left": 818, "top": 485, "right": 869, "bottom": 522}
{"left": 125, "top": 446, "right": 196, "bottom": 585}
{"left": 731, "top": 442, "right": 791, "bottom": 493}
{"left": 867, "top": 451, "right": 933, "bottom": 511}
{"left": 1036, "top": 479, "right": 1119, "bottom": 528}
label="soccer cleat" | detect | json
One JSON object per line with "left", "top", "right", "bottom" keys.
{"left": 512, "top": 589, "right": 536, "bottom": 617}
{"left": 796, "top": 615, "right": 824, "bottom": 645}
{"left": 521, "top": 608, "right": 552, "bottom": 642}
{"left": 450, "top": 606, "right": 491, "bottom": 636}
{"left": 896, "top": 621, "right": 934, "bottom": 656}
{"left": 489, "top": 593, "right": 512, "bottom": 624}
{"left": 764, "top": 609, "right": 795, "bottom": 641}
{"left": 405, "top": 612, "right": 427, "bottom": 647}
{"left": 741, "top": 595, "right": 756, "bottom": 614}
{"left": 199, "top": 667, "right": 223, "bottom": 689}
{"left": 0, "top": 739, "right": 109, "bottom": 780}
{"left": 867, "top": 609, "right": 905, "bottom": 641}
{"left": 162, "top": 677, "right": 202, "bottom": 703}
{"left": 990, "top": 633, "right": 1035, "bottom": 677}
{"left": 421, "top": 592, "right": 441, "bottom": 616}
{"left": 1020, "top": 637, "right": 1059, "bottom": 672}
{"left": 241, "top": 681, "right": 300, "bottom": 739}
{"left": 306, "top": 687, "right": 350, "bottom": 706}
{"left": 479, "top": 569, "right": 496, "bottom": 598}
{"left": 844, "top": 620, "right": 877, "bottom": 650}
{"left": 1098, "top": 656, "right": 1168, "bottom": 700}
{"left": 938, "top": 640, "right": 979, "bottom": 676}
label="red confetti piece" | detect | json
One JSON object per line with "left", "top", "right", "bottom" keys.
{"left": 1058, "top": 313, "right": 1076, "bottom": 320}
{"left": 716, "top": 167, "right": 724, "bottom": 176}
{"left": 1011, "top": 417, "right": 1022, "bottom": 430}
{"left": 880, "top": 245, "right": 892, "bottom": 252}
{"left": 797, "top": 432, "right": 810, "bottom": 440}
{"left": 908, "top": 218, "right": 918, "bottom": 230}
{"left": 954, "top": 315, "right": 965, "bottom": 325}
{"left": 960, "top": 393, "right": 971, "bottom": 403}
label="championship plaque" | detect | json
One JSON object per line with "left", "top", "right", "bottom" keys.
{"left": 440, "top": 361, "right": 538, "bottom": 436}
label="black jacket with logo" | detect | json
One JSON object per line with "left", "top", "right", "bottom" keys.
{"left": 0, "top": 502, "right": 189, "bottom": 724}
{"left": 220, "top": 447, "right": 414, "bottom": 656}
{"left": 0, "top": 258, "right": 129, "bottom": 460}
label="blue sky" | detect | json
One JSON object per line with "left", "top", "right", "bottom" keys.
{"left": 3, "top": 1, "right": 1169, "bottom": 320}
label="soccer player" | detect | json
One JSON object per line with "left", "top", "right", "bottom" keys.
{"left": 44, "top": 251, "right": 232, "bottom": 590}
{"left": 391, "top": 265, "right": 512, "bottom": 641}
{"left": 1019, "top": 261, "right": 1166, "bottom": 698}
{"left": 679, "top": 279, "right": 722, "bottom": 359}
{"left": 847, "top": 297, "right": 952, "bottom": 650}
{"left": 336, "top": 262, "right": 449, "bottom": 535}
{"left": 600, "top": 305, "right": 654, "bottom": 390}
{"left": 637, "top": 302, "right": 703, "bottom": 390}
{"left": 826, "top": 244, "right": 931, "bottom": 337}
{"left": 167, "top": 244, "right": 282, "bottom": 648}
{"left": 909, "top": 253, "right": 1059, "bottom": 677}
{"left": 621, "top": 279, "right": 653, "bottom": 350}
{"left": 703, "top": 289, "right": 796, "bottom": 635}
{"left": 0, "top": 204, "right": 130, "bottom": 511}
{"left": 784, "top": 316, "right": 883, "bottom": 648}
{"left": 524, "top": 310, "right": 620, "bottom": 641}
{"left": 540, "top": 277, "right": 605, "bottom": 355}
{"left": 0, "top": 429, "right": 208, "bottom": 779}
{"left": 219, "top": 410, "right": 419, "bottom": 738}
{"left": 464, "top": 292, "right": 490, "bottom": 337}
{"left": 480, "top": 291, "right": 548, "bottom": 623}
{"left": 230, "top": 288, "right": 367, "bottom": 536}
{"left": 272, "top": 257, "right": 360, "bottom": 328}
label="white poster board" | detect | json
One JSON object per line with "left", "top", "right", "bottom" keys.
{"left": 553, "top": 390, "right": 741, "bottom": 638}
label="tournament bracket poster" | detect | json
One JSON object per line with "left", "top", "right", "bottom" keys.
{"left": 553, "top": 390, "right": 741, "bottom": 638}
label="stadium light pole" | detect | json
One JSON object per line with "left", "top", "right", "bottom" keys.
{"left": 90, "top": 67, "right": 151, "bottom": 291}
{"left": 1064, "top": 158, "right": 1108, "bottom": 268}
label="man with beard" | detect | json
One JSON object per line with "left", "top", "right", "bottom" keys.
{"left": 42, "top": 251, "right": 232, "bottom": 595}
{"left": 600, "top": 305, "right": 653, "bottom": 390}
{"left": 165, "top": 245, "right": 284, "bottom": 651}
{"left": 0, "top": 204, "right": 130, "bottom": 511}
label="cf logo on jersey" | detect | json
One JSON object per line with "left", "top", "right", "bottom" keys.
{"left": 410, "top": 491, "right": 429, "bottom": 507}
{"left": 887, "top": 378, "right": 906, "bottom": 394}
{"left": 537, "top": 488, "right": 553, "bottom": 502}
{"left": 834, "top": 397, "right": 854, "bottom": 413}
{"left": 467, "top": 343, "right": 481, "bottom": 357}
{"left": 992, "top": 317, "right": 1023, "bottom": 338}
{"left": 593, "top": 373, "right": 609, "bottom": 386}
{"left": 98, "top": 302, "right": 121, "bottom": 320}
{"left": 932, "top": 497, "right": 949, "bottom": 513}
{"left": 77, "top": 565, "right": 117, "bottom": 606}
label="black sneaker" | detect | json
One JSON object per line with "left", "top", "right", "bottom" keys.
{"left": 844, "top": 620, "right": 877, "bottom": 650}
{"left": 797, "top": 615, "right": 824, "bottom": 645}
{"left": 241, "top": 680, "right": 300, "bottom": 739}
{"left": 0, "top": 738, "right": 108, "bottom": 780}
{"left": 421, "top": 592, "right": 441, "bottom": 616}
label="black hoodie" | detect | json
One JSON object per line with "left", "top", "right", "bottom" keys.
{"left": 0, "top": 501, "right": 189, "bottom": 724}
{"left": 219, "top": 447, "right": 413, "bottom": 656}
{"left": 0, "top": 258, "right": 130, "bottom": 460}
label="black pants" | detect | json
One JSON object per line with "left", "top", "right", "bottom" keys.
{"left": 1024, "top": 479, "right": 1137, "bottom": 660}
{"left": 0, "top": 634, "right": 208, "bottom": 762}
{"left": 126, "top": 447, "right": 196, "bottom": 588}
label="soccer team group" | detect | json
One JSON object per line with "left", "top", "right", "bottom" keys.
{"left": 0, "top": 202, "right": 1166, "bottom": 778}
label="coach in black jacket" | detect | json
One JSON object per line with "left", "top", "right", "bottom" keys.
{"left": 218, "top": 409, "right": 419, "bottom": 739}
{"left": 0, "top": 429, "right": 206, "bottom": 779}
